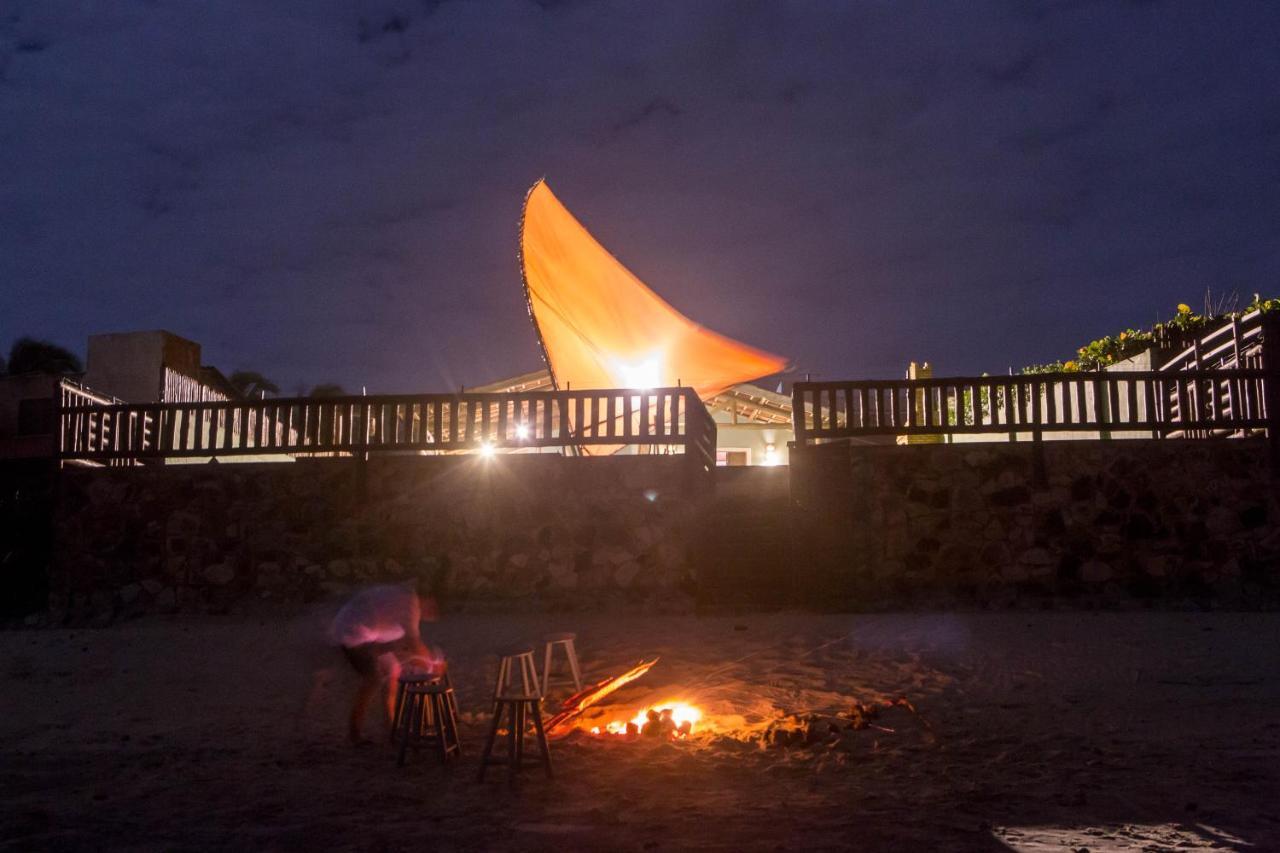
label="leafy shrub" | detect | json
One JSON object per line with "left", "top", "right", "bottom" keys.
{"left": 1022, "top": 297, "right": 1279, "bottom": 374}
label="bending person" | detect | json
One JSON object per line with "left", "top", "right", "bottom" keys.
{"left": 329, "top": 580, "right": 443, "bottom": 744}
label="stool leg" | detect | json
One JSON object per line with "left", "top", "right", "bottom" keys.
{"left": 392, "top": 680, "right": 408, "bottom": 741}
{"left": 495, "top": 657, "right": 510, "bottom": 702}
{"left": 431, "top": 693, "right": 449, "bottom": 764}
{"left": 444, "top": 672, "right": 459, "bottom": 718}
{"left": 514, "top": 701, "right": 526, "bottom": 771}
{"left": 518, "top": 655, "right": 531, "bottom": 697}
{"left": 396, "top": 693, "right": 416, "bottom": 767}
{"left": 529, "top": 699, "right": 553, "bottom": 779}
{"left": 542, "top": 643, "right": 553, "bottom": 696}
{"left": 565, "top": 640, "right": 582, "bottom": 692}
{"left": 478, "top": 702, "right": 504, "bottom": 782}
{"left": 506, "top": 702, "right": 519, "bottom": 782}
{"left": 442, "top": 692, "right": 460, "bottom": 758}
{"left": 423, "top": 688, "right": 436, "bottom": 729}
{"left": 526, "top": 654, "right": 541, "bottom": 698}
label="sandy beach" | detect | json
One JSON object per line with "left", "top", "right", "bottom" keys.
{"left": 3, "top": 608, "right": 1278, "bottom": 852}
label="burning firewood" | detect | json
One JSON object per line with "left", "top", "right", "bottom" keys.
{"left": 544, "top": 657, "right": 659, "bottom": 735}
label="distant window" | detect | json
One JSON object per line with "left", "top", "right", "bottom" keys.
{"left": 716, "top": 449, "right": 750, "bottom": 467}
{"left": 17, "top": 397, "right": 55, "bottom": 435}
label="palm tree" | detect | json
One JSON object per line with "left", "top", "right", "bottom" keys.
{"left": 6, "top": 338, "right": 83, "bottom": 375}
{"left": 228, "top": 370, "right": 280, "bottom": 399}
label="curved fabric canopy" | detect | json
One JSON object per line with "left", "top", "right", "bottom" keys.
{"left": 520, "top": 180, "right": 787, "bottom": 400}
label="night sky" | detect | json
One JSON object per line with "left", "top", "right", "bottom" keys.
{"left": 2, "top": 1, "right": 1278, "bottom": 393}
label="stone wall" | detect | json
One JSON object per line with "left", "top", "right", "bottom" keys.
{"left": 40, "top": 438, "right": 1280, "bottom": 621}
{"left": 789, "top": 438, "right": 1280, "bottom": 608}
{"left": 50, "top": 455, "right": 704, "bottom": 621}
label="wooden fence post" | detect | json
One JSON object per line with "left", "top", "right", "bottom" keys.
{"left": 1261, "top": 315, "right": 1280, "bottom": 472}
{"left": 1031, "top": 377, "right": 1047, "bottom": 486}
{"left": 791, "top": 385, "right": 808, "bottom": 448}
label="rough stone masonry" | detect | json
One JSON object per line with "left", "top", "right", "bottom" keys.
{"left": 44, "top": 437, "right": 1280, "bottom": 621}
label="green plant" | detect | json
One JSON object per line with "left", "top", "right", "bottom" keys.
{"left": 1022, "top": 297, "right": 1279, "bottom": 374}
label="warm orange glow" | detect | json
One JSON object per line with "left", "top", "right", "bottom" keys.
{"left": 520, "top": 180, "right": 787, "bottom": 400}
{"left": 593, "top": 701, "right": 702, "bottom": 738}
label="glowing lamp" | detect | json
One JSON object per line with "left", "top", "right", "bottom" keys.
{"left": 478, "top": 441, "right": 496, "bottom": 459}
{"left": 614, "top": 355, "right": 662, "bottom": 390}
{"left": 515, "top": 423, "right": 529, "bottom": 440}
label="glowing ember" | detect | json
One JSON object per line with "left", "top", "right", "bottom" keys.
{"left": 591, "top": 702, "right": 702, "bottom": 739}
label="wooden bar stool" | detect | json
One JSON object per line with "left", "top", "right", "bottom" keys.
{"left": 541, "top": 632, "right": 582, "bottom": 695}
{"left": 393, "top": 669, "right": 457, "bottom": 738}
{"left": 493, "top": 646, "right": 540, "bottom": 702}
{"left": 396, "top": 679, "right": 461, "bottom": 767}
{"left": 477, "top": 690, "right": 553, "bottom": 782}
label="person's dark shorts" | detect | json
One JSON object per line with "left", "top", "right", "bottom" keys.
{"left": 341, "top": 644, "right": 380, "bottom": 679}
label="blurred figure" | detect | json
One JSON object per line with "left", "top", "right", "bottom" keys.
{"left": 329, "top": 580, "right": 443, "bottom": 744}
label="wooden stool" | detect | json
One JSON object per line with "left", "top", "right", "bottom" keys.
{"left": 477, "top": 692, "right": 553, "bottom": 782}
{"left": 541, "top": 632, "right": 582, "bottom": 695}
{"left": 396, "top": 680, "right": 461, "bottom": 766}
{"left": 493, "top": 646, "right": 540, "bottom": 702}
{"left": 393, "top": 669, "right": 457, "bottom": 737}
{"left": 392, "top": 670, "right": 434, "bottom": 737}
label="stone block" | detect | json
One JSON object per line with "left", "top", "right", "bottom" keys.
{"left": 613, "top": 561, "right": 641, "bottom": 587}
{"left": 1018, "top": 547, "right": 1055, "bottom": 567}
{"left": 1205, "top": 507, "right": 1240, "bottom": 536}
{"left": 547, "top": 560, "right": 577, "bottom": 588}
{"left": 204, "top": 563, "right": 235, "bottom": 585}
{"left": 1080, "top": 561, "right": 1112, "bottom": 584}
{"left": 1142, "top": 556, "right": 1169, "bottom": 577}
{"left": 1001, "top": 563, "right": 1029, "bottom": 582}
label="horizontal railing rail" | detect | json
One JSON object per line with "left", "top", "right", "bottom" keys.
{"left": 57, "top": 387, "right": 716, "bottom": 473}
{"left": 792, "top": 368, "right": 1274, "bottom": 445}
{"left": 1159, "top": 308, "right": 1265, "bottom": 373}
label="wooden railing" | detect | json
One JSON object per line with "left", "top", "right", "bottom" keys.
{"left": 1159, "top": 308, "right": 1266, "bottom": 373}
{"left": 792, "top": 368, "right": 1275, "bottom": 445}
{"left": 57, "top": 387, "right": 717, "bottom": 474}
{"left": 58, "top": 379, "right": 139, "bottom": 464}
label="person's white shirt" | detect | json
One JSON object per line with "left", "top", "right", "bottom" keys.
{"left": 329, "top": 583, "right": 421, "bottom": 648}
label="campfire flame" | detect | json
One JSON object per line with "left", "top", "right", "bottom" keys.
{"left": 590, "top": 702, "right": 702, "bottom": 738}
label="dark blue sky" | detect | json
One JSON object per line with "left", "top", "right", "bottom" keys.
{"left": 2, "top": 1, "right": 1278, "bottom": 392}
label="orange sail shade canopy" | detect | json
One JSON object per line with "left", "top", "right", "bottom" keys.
{"left": 520, "top": 180, "right": 787, "bottom": 400}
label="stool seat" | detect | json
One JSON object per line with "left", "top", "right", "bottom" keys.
{"left": 494, "top": 691, "right": 541, "bottom": 702}
{"left": 493, "top": 648, "right": 540, "bottom": 701}
{"left": 544, "top": 631, "right": 576, "bottom": 642}
{"left": 404, "top": 681, "right": 449, "bottom": 694}
{"left": 398, "top": 669, "right": 440, "bottom": 683}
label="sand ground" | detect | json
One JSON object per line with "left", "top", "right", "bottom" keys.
{"left": 2, "top": 608, "right": 1278, "bottom": 852}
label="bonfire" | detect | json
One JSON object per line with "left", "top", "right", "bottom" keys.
{"left": 542, "top": 658, "right": 704, "bottom": 740}
{"left": 590, "top": 702, "right": 702, "bottom": 739}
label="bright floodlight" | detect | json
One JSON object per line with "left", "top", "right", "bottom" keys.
{"left": 762, "top": 443, "right": 780, "bottom": 467}
{"left": 515, "top": 423, "right": 529, "bottom": 440}
{"left": 479, "top": 441, "right": 496, "bottom": 459}
{"left": 615, "top": 355, "right": 662, "bottom": 389}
